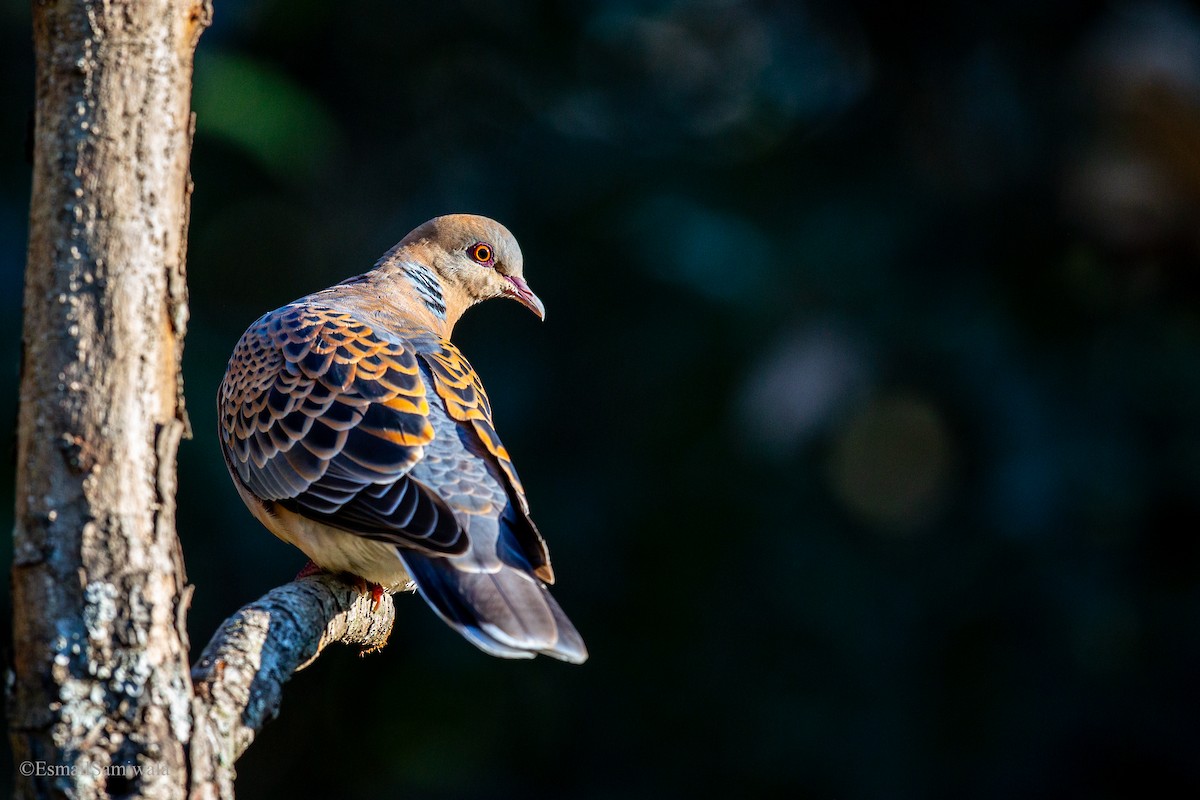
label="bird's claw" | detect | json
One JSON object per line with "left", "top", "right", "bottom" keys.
{"left": 352, "top": 576, "right": 386, "bottom": 612}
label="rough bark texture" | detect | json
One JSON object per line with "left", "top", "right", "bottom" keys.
{"left": 12, "top": 1, "right": 210, "bottom": 797}
{"left": 188, "top": 577, "right": 396, "bottom": 800}
{"left": 12, "top": 4, "right": 402, "bottom": 799}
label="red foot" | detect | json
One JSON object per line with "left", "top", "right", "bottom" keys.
{"left": 294, "top": 560, "right": 327, "bottom": 580}
{"left": 349, "top": 575, "right": 385, "bottom": 612}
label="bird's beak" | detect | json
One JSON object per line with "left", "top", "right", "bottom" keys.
{"left": 504, "top": 275, "right": 546, "bottom": 321}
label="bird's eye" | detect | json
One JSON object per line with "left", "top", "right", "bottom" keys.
{"left": 470, "top": 243, "right": 494, "bottom": 265}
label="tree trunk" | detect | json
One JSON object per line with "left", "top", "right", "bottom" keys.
{"left": 11, "top": 4, "right": 407, "bottom": 798}
{"left": 11, "top": 1, "right": 210, "bottom": 797}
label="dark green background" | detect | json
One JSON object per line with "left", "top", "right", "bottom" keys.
{"left": 2, "top": 1, "right": 1199, "bottom": 797}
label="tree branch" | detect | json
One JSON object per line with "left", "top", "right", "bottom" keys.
{"left": 187, "top": 576, "right": 396, "bottom": 800}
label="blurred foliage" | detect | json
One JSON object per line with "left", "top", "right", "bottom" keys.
{"left": 192, "top": 51, "right": 339, "bottom": 182}
{"left": 2, "top": 0, "right": 1200, "bottom": 798}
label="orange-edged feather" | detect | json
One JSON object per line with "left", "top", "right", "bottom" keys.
{"left": 218, "top": 302, "right": 465, "bottom": 555}
{"left": 418, "top": 338, "right": 555, "bottom": 582}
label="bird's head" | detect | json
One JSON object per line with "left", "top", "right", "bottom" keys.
{"left": 393, "top": 214, "right": 545, "bottom": 322}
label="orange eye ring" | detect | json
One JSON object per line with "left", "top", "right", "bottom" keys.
{"left": 470, "top": 243, "right": 494, "bottom": 265}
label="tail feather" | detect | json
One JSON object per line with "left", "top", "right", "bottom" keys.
{"left": 399, "top": 551, "right": 588, "bottom": 664}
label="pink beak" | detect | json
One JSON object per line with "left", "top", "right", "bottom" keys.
{"left": 504, "top": 275, "right": 546, "bottom": 321}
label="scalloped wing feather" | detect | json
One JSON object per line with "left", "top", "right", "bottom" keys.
{"left": 419, "top": 340, "right": 554, "bottom": 582}
{"left": 219, "top": 303, "right": 466, "bottom": 555}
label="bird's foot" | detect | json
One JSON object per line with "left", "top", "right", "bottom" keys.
{"left": 351, "top": 576, "right": 386, "bottom": 612}
{"left": 294, "top": 560, "right": 327, "bottom": 580}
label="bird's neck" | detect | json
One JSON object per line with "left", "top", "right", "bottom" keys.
{"left": 346, "top": 260, "right": 473, "bottom": 339}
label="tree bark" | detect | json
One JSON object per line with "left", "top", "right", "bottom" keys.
{"left": 188, "top": 576, "right": 395, "bottom": 800}
{"left": 12, "top": 1, "right": 210, "bottom": 797}
{"left": 12, "top": 4, "right": 406, "bottom": 799}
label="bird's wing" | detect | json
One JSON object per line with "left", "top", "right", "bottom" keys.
{"left": 418, "top": 338, "right": 555, "bottom": 582}
{"left": 219, "top": 302, "right": 467, "bottom": 555}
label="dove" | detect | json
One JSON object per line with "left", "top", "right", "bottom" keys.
{"left": 217, "top": 214, "right": 586, "bottom": 663}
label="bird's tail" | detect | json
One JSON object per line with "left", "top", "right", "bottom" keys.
{"left": 399, "top": 551, "right": 588, "bottom": 664}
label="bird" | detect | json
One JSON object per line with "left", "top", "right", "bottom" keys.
{"left": 217, "top": 214, "right": 587, "bottom": 663}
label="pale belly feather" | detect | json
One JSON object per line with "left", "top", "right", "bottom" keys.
{"left": 236, "top": 479, "right": 415, "bottom": 591}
